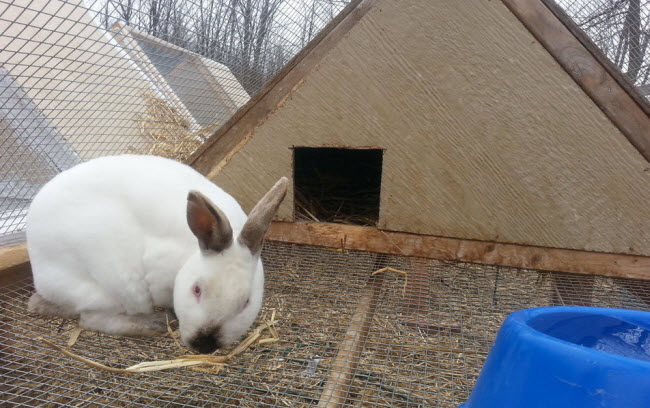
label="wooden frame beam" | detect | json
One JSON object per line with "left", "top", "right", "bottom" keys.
{"left": 3, "top": 221, "right": 649, "bottom": 286}
{"left": 266, "top": 222, "right": 650, "bottom": 281}
{"left": 188, "top": 0, "right": 375, "bottom": 176}
{"left": 501, "top": 0, "right": 650, "bottom": 162}
{"left": 0, "top": 244, "right": 29, "bottom": 286}
{"left": 5, "top": 221, "right": 650, "bottom": 284}
{"left": 0, "top": 244, "right": 28, "bottom": 271}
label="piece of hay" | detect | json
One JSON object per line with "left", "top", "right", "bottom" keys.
{"left": 130, "top": 91, "right": 219, "bottom": 161}
{"left": 165, "top": 313, "right": 184, "bottom": 351}
{"left": 371, "top": 267, "right": 408, "bottom": 296}
{"left": 38, "top": 315, "right": 279, "bottom": 374}
{"left": 67, "top": 327, "right": 82, "bottom": 347}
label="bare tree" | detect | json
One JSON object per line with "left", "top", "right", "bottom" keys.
{"left": 626, "top": 0, "right": 643, "bottom": 78}
{"left": 167, "top": 0, "right": 190, "bottom": 48}
{"left": 98, "top": 0, "right": 138, "bottom": 28}
{"left": 147, "top": 0, "right": 161, "bottom": 36}
{"left": 92, "top": 0, "right": 350, "bottom": 93}
{"left": 99, "top": 0, "right": 112, "bottom": 29}
{"left": 118, "top": 0, "right": 136, "bottom": 24}
{"left": 561, "top": 0, "right": 650, "bottom": 85}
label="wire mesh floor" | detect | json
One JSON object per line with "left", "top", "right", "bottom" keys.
{"left": 2, "top": 241, "right": 650, "bottom": 407}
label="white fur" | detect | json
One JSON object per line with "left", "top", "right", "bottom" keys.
{"left": 26, "top": 154, "right": 265, "bottom": 350}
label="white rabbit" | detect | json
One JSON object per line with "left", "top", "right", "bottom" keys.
{"left": 26, "top": 154, "right": 287, "bottom": 353}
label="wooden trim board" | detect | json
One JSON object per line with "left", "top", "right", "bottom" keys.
{"left": 539, "top": 0, "right": 650, "bottom": 118}
{"left": 0, "top": 244, "right": 28, "bottom": 271}
{"left": 3, "top": 222, "right": 649, "bottom": 286}
{"left": 0, "top": 244, "right": 30, "bottom": 286}
{"left": 266, "top": 222, "right": 650, "bottom": 281}
{"left": 188, "top": 0, "right": 375, "bottom": 175}
{"left": 501, "top": 0, "right": 650, "bottom": 162}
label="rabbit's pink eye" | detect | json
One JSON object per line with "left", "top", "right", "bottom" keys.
{"left": 193, "top": 285, "right": 201, "bottom": 300}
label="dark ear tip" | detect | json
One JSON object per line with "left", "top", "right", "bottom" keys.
{"left": 275, "top": 177, "right": 289, "bottom": 193}
{"left": 187, "top": 190, "right": 200, "bottom": 202}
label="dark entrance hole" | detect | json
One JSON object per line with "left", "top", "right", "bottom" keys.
{"left": 293, "top": 147, "right": 383, "bottom": 226}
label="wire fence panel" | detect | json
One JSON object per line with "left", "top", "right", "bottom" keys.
{"left": 2, "top": 242, "right": 650, "bottom": 407}
{"left": 556, "top": 0, "right": 650, "bottom": 92}
{"left": 2, "top": 2, "right": 650, "bottom": 407}
{"left": 0, "top": 0, "right": 649, "bottom": 246}
{"left": 0, "top": 0, "right": 349, "bottom": 245}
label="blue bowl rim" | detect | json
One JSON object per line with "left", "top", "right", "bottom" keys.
{"left": 505, "top": 306, "right": 650, "bottom": 368}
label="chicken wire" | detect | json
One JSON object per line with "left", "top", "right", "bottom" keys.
{"left": 2, "top": 241, "right": 650, "bottom": 407}
{"left": 556, "top": 0, "right": 650, "bottom": 91}
{"left": 0, "top": 0, "right": 350, "bottom": 245}
{"left": 1, "top": 0, "right": 650, "bottom": 245}
{"left": 0, "top": 0, "right": 649, "bottom": 245}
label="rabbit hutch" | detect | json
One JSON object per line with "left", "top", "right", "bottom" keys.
{"left": 2, "top": 0, "right": 650, "bottom": 406}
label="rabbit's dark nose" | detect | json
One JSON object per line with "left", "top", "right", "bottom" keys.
{"left": 190, "top": 333, "right": 221, "bottom": 354}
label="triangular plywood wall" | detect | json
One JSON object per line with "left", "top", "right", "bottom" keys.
{"left": 191, "top": 0, "right": 650, "bottom": 257}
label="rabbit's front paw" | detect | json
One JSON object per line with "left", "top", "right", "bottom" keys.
{"left": 143, "top": 311, "right": 171, "bottom": 335}
{"left": 80, "top": 311, "right": 171, "bottom": 337}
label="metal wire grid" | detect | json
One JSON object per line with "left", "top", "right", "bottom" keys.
{"left": 0, "top": 0, "right": 349, "bottom": 244}
{"left": 556, "top": 0, "right": 650, "bottom": 90}
{"left": 0, "top": 0, "right": 648, "bottom": 246}
{"left": 2, "top": 241, "right": 650, "bottom": 407}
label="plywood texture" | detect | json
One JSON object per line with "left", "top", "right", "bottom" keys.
{"left": 203, "top": 0, "right": 650, "bottom": 256}
{"left": 189, "top": 0, "right": 371, "bottom": 174}
{"left": 506, "top": 0, "right": 650, "bottom": 162}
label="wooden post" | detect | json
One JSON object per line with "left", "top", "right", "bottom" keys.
{"left": 318, "top": 254, "right": 386, "bottom": 407}
{"left": 265, "top": 222, "right": 650, "bottom": 281}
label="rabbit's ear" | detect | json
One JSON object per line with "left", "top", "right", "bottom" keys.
{"left": 187, "top": 191, "right": 233, "bottom": 252}
{"left": 239, "top": 177, "right": 288, "bottom": 255}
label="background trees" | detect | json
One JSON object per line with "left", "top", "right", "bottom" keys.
{"left": 96, "top": 0, "right": 349, "bottom": 94}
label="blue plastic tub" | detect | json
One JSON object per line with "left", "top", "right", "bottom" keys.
{"left": 459, "top": 306, "right": 650, "bottom": 408}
